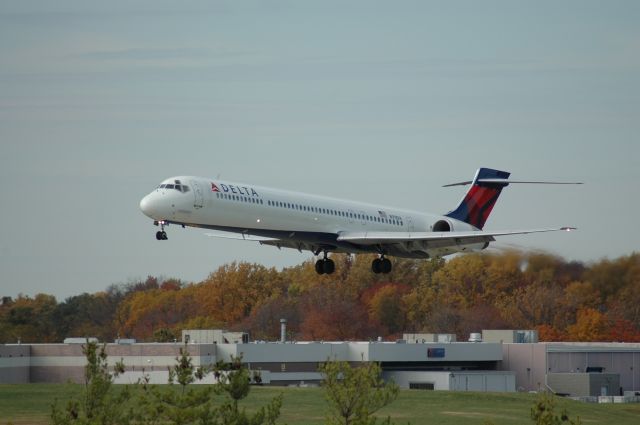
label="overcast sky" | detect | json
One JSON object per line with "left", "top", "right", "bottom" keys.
{"left": 1, "top": 1, "right": 638, "bottom": 300}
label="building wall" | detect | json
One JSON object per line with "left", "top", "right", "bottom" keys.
{"left": 547, "top": 373, "right": 620, "bottom": 397}
{"left": 450, "top": 372, "right": 515, "bottom": 392}
{"left": 501, "top": 343, "right": 640, "bottom": 393}
{"left": 383, "top": 371, "right": 452, "bottom": 390}
{"left": 500, "top": 343, "right": 547, "bottom": 391}
{"left": 383, "top": 371, "right": 515, "bottom": 392}
{"left": 0, "top": 345, "right": 30, "bottom": 383}
{"left": 589, "top": 374, "right": 621, "bottom": 397}
{"left": 27, "top": 343, "right": 217, "bottom": 383}
{"left": 547, "top": 343, "right": 640, "bottom": 392}
{"left": 547, "top": 373, "right": 589, "bottom": 396}
{"left": 368, "top": 342, "right": 502, "bottom": 362}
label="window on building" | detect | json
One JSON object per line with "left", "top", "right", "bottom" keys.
{"left": 409, "top": 382, "right": 435, "bottom": 390}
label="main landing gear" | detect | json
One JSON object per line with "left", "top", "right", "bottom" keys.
{"left": 315, "top": 253, "right": 335, "bottom": 275}
{"left": 371, "top": 256, "right": 392, "bottom": 274}
{"left": 154, "top": 221, "right": 168, "bottom": 240}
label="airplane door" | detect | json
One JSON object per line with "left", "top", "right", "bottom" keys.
{"left": 348, "top": 209, "right": 355, "bottom": 224}
{"left": 359, "top": 210, "right": 367, "bottom": 225}
{"left": 407, "top": 216, "right": 415, "bottom": 232}
{"left": 191, "top": 180, "right": 204, "bottom": 209}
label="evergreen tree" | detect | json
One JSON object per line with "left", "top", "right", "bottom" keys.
{"left": 320, "top": 361, "right": 399, "bottom": 425}
{"left": 51, "top": 341, "right": 131, "bottom": 425}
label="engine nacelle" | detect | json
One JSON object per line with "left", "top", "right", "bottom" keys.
{"left": 432, "top": 218, "right": 478, "bottom": 233}
{"left": 433, "top": 219, "right": 452, "bottom": 232}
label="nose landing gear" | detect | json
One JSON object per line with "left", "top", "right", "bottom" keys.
{"left": 154, "top": 221, "right": 168, "bottom": 240}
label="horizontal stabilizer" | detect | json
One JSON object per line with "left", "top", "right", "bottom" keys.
{"left": 443, "top": 179, "right": 583, "bottom": 187}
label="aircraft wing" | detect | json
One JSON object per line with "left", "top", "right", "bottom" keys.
{"left": 205, "top": 230, "right": 313, "bottom": 252}
{"left": 336, "top": 227, "right": 576, "bottom": 245}
{"left": 205, "top": 230, "right": 278, "bottom": 242}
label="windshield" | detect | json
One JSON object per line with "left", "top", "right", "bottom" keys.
{"left": 158, "top": 180, "right": 190, "bottom": 193}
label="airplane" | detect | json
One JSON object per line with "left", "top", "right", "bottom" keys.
{"left": 139, "top": 168, "right": 579, "bottom": 275}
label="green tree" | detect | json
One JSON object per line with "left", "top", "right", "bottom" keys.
{"left": 530, "top": 392, "right": 582, "bottom": 425}
{"left": 154, "top": 327, "right": 177, "bottom": 342}
{"left": 215, "top": 355, "right": 282, "bottom": 425}
{"left": 137, "top": 349, "right": 282, "bottom": 425}
{"left": 51, "top": 341, "right": 130, "bottom": 425}
{"left": 320, "top": 361, "right": 399, "bottom": 425}
{"left": 136, "top": 346, "right": 214, "bottom": 425}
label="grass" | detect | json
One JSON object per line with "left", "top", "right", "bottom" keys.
{"left": 1, "top": 384, "right": 640, "bottom": 424}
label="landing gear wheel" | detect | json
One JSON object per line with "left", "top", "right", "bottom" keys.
{"left": 156, "top": 231, "right": 164, "bottom": 240}
{"left": 323, "top": 258, "right": 335, "bottom": 274}
{"left": 380, "top": 258, "right": 392, "bottom": 274}
{"left": 372, "top": 258, "right": 382, "bottom": 274}
{"left": 315, "top": 257, "right": 335, "bottom": 275}
{"left": 156, "top": 231, "right": 168, "bottom": 240}
{"left": 372, "top": 257, "right": 392, "bottom": 274}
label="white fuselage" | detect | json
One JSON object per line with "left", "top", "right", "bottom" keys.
{"left": 139, "top": 176, "right": 483, "bottom": 258}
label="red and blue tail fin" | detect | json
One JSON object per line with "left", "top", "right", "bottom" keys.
{"left": 445, "top": 168, "right": 510, "bottom": 230}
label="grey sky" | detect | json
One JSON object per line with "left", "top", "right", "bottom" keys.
{"left": 1, "top": 1, "right": 638, "bottom": 300}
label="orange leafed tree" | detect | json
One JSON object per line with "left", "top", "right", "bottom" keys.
{"left": 536, "top": 324, "right": 565, "bottom": 342}
{"left": 299, "top": 287, "right": 375, "bottom": 341}
{"left": 566, "top": 308, "right": 610, "bottom": 342}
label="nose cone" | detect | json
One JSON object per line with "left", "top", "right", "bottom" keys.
{"left": 139, "top": 194, "right": 156, "bottom": 218}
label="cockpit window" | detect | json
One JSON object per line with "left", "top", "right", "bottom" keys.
{"left": 159, "top": 181, "right": 190, "bottom": 192}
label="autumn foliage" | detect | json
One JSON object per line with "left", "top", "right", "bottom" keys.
{"left": 1, "top": 251, "right": 639, "bottom": 343}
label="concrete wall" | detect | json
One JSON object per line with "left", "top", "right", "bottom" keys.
{"left": 547, "top": 373, "right": 620, "bottom": 397}
{"left": 450, "top": 372, "right": 515, "bottom": 392}
{"left": 547, "top": 343, "right": 640, "bottom": 392}
{"left": 500, "top": 343, "right": 547, "bottom": 392}
{"left": 0, "top": 345, "right": 30, "bottom": 383}
{"left": 216, "top": 342, "right": 346, "bottom": 363}
{"left": 383, "top": 371, "right": 452, "bottom": 390}
{"left": 368, "top": 342, "right": 502, "bottom": 362}
{"left": 484, "top": 330, "right": 538, "bottom": 344}
{"left": 383, "top": 371, "right": 515, "bottom": 392}
{"left": 27, "top": 343, "right": 217, "bottom": 383}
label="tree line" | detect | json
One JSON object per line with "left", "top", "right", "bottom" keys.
{"left": 1, "top": 250, "right": 639, "bottom": 343}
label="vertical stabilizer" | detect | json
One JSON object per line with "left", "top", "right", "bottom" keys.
{"left": 445, "top": 168, "right": 510, "bottom": 229}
